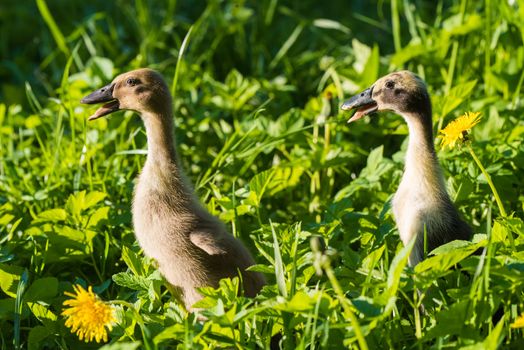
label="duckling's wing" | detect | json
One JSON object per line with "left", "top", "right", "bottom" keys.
{"left": 189, "top": 230, "right": 229, "bottom": 256}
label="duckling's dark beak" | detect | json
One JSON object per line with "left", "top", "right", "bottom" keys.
{"left": 80, "top": 83, "right": 120, "bottom": 121}
{"left": 341, "top": 87, "right": 378, "bottom": 123}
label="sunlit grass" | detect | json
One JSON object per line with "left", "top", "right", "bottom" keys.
{"left": 0, "top": 0, "right": 523, "bottom": 349}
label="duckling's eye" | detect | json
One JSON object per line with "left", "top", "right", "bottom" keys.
{"left": 385, "top": 81, "right": 395, "bottom": 89}
{"left": 126, "top": 78, "right": 139, "bottom": 86}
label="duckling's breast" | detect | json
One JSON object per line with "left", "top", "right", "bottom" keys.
{"left": 132, "top": 163, "right": 199, "bottom": 263}
{"left": 392, "top": 165, "right": 444, "bottom": 244}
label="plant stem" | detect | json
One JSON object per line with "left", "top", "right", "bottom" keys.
{"left": 413, "top": 289, "right": 422, "bottom": 339}
{"left": 467, "top": 145, "right": 507, "bottom": 217}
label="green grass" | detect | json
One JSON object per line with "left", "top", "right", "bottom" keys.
{"left": 1, "top": 0, "right": 524, "bottom": 348}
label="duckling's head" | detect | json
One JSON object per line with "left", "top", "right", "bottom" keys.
{"left": 81, "top": 68, "right": 171, "bottom": 120}
{"left": 341, "top": 71, "right": 431, "bottom": 123}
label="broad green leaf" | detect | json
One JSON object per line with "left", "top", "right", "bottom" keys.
{"left": 502, "top": 216, "right": 524, "bottom": 237}
{"left": 391, "top": 42, "right": 429, "bottom": 67}
{"left": 112, "top": 272, "right": 150, "bottom": 291}
{"left": 492, "top": 221, "right": 508, "bottom": 244}
{"left": 154, "top": 324, "right": 186, "bottom": 345}
{"left": 87, "top": 206, "right": 110, "bottom": 227}
{"left": 218, "top": 203, "right": 252, "bottom": 222}
{"left": 27, "top": 302, "right": 57, "bottom": 327}
{"left": 444, "top": 13, "right": 482, "bottom": 36}
{"left": 99, "top": 342, "right": 141, "bottom": 350}
{"left": 435, "top": 80, "right": 477, "bottom": 119}
{"left": 426, "top": 300, "right": 472, "bottom": 338}
{"left": 0, "top": 213, "right": 15, "bottom": 226}
{"left": 508, "top": 125, "right": 524, "bottom": 142}
{"left": 52, "top": 226, "right": 97, "bottom": 252}
{"left": 24, "top": 278, "right": 58, "bottom": 302}
{"left": 84, "top": 191, "right": 107, "bottom": 209}
{"left": 121, "top": 246, "right": 145, "bottom": 276}
{"left": 272, "top": 290, "right": 329, "bottom": 313}
{"left": 28, "top": 326, "right": 51, "bottom": 350}
{"left": 0, "top": 298, "right": 15, "bottom": 319}
{"left": 268, "top": 167, "right": 304, "bottom": 195}
{"left": 34, "top": 209, "right": 67, "bottom": 223}
{"left": 66, "top": 191, "right": 86, "bottom": 217}
{"left": 351, "top": 296, "right": 383, "bottom": 317}
{"left": 361, "top": 244, "right": 386, "bottom": 273}
{"left": 88, "top": 56, "right": 114, "bottom": 81}
{"left": 365, "top": 146, "right": 384, "bottom": 174}
{"left": 249, "top": 169, "right": 275, "bottom": 206}
{"left": 0, "top": 264, "right": 24, "bottom": 298}
{"left": 475, "top": 107, "right": 505, "bottom": 140}
{"left": 416, "top": 239, "right": 487, "bottom": 275}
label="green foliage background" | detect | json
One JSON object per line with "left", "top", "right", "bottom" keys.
{"left": 1, "top": 0, "right": 524, "bottom": 348}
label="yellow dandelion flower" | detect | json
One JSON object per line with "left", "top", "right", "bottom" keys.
{"left": 439, "top": 111, "right": 482, "bottom": 149}
{"left": 62, "top": 285, "right": 116, "bottom": 343}
{"left": 323, "top": 83, "right": 338, "bottom": 100}
{"left": 511, "top": 313, "right": 524, "bottom": 328}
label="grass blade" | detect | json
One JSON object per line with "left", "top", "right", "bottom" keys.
{"left": 270, "top": 220, "right": 287, "bottom": 298}
{"left": 36, "top": 0, "right": 70, "bottom": 56}
{"left": 269, "top": 23, "right": 304, "bottom": 70}
{"left": 171, "top": 26, "right": 193, "bottom": 99}
{"left": 14, "top": 270, "right": 29, "bottom": 350}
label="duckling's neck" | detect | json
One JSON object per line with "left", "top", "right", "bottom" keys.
{"left": 403, "top": 113, "right": 440, "bottom": 176}
{"left": 139, "top": 110, "right": 197, "bottom": 203}
{"left": 142, "top": 111, "right": 178, "bottom": 166}
{"left": 400, "top": 111, "right": 446, "bottom": 196}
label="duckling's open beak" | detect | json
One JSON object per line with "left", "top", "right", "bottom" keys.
{"left": 80, "top": 83, "right": 120, "bottom": 121}
{"left": 341, "top": 87, "right": 378, "bottom": 123}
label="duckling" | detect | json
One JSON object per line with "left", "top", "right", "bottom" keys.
{"left": 81, "top": 68, "right": 265, "bottom": 307}
{"left": 341, "top": 71, "right": 472, "bottom": 265}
